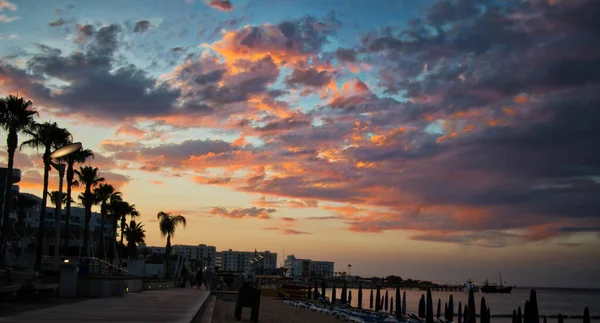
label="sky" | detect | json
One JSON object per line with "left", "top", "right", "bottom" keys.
{"left": 1, "top": 0, "right": 600, "bottom": 288}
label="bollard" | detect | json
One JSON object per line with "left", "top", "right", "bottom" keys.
{"left": 59, "top": 262, "right": 78, "bottom": 298}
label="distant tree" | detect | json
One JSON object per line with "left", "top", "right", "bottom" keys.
{"left": 124, "top": 220, "right": 145, "bottom": 257}
{"left": 557, "top": 314, "right": 563, "bottom": 323}
{"left": 370, "top": 289, "right": 374, "bottom": 309}
{"left": 376, "top": 286, "right": 381, "bottom": 311}
{"left": 157, "top": 211, "right": 187, "bottom": 278}
{"left": 94, "top": 183, "right": 121, "bottom": 260}
{"left": 390, "top": 297, "right": 394, "bottom": 314}
{"left": 58, "top": 147, "right": 93, "bottom": 254}
{"left": 75, "top": 166, "right": 104, "bottom": 257}
{"left": 348, "top": 290, "right": 352, "bottom": 305}
{"left": 512, "top": 310, "right": 517, "bottom": 323}
{"left": 437, "top": 298, "right": 441, "bottom": 320}
{"left": 458, "top": 301, "right": 462, "bottom": 323}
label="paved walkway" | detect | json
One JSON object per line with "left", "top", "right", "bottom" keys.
{"left": 0, "top": 288, "right": 210, "bottom": 323}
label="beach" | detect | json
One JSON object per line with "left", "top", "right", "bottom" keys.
{"left": 209, "top": 296, "right": 342, "bottom": 323}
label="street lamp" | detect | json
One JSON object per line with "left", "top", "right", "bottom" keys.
{"left": 49, "top": 142, "right": 82, "bottom": 267}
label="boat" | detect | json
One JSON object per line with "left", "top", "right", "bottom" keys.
{"left": 465, "top": 279, "right": 477, "bottom": 292}
{"left": 481, "top": 273, "right": 514, "bottom": 294}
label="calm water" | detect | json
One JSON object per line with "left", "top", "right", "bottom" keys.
{"left": 322, "top": 287, "right": 599, "bottom": 322}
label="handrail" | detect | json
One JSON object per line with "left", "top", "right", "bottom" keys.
{"left": 42, "top": 256, "right": 132, "bottom": 276}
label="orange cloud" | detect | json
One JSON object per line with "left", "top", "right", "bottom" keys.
{"left": 513, "top": 94, "right": 529, "bottom": 104}
{"left": 208, "top": 0, "right": 233, "bottom": 11}
{"left": 209, "top": 206, "right": 275, "bottom": 219}
{"left": 115, "top": 124, "right": 146, "bottom": 138}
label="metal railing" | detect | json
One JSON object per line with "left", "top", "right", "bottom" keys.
{"left": 42, "top": 256, "right": 132, "bottom": 276}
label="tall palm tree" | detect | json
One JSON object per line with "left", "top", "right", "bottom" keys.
{"left": 107, "top": 193, "right": 123, "bottom": 262}
{"left": 20, "top": 122, "right": 71, "bottom": 270}
{"left": 93, "top": 183, "right": 120, "bottom": 260}
{"left": 124, "top": 220, "right": 145, "bottom": 258}
{"left": 157, "top": 211, "right": 186, "bottom": 278}
{"left": 113, "top": 201, "right": 139, "bottom": 246}
{"left": 0, "top": 95, "right": 37, "bottom": 263}
{"left": 74, "top": 166, "right": 104, "bottom": 257}
{"left": 58, "top": 148, "right": 93, "bottom": 254}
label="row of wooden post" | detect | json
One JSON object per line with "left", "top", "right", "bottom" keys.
{"left": 307, "top": 282, "right": 592, "bottom": 323}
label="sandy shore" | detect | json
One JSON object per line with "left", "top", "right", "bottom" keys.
{"left": 211, "top": 297, "right": 342, "bottom": 323}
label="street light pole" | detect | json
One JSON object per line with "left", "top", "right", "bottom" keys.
{"left": 47, "top": 142, "right": 82, "bottom": 269}
{"left": 50, "top": 161, "right": 65, "bottom": 268}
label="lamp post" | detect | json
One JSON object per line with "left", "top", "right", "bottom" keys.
{"left": 49, "top": 142, "right": 82, "bottom": 267}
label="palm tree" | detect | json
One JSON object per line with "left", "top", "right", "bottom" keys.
{"left": 58, "top": 148, "right": 93, "bottom": 254}
{"left": 49, "top": 190, "right": 74, "bottom": 207}
{"left": 0, "top": 95, "right": 37, "bottom": 263}
{"left": 111, "top": 200, "right": 139, "bottom": 254}
{"left": 157, "top": 211, "right": 186, "bottom": 277}
{"left": 93, "top": 183, "right": 120, "bottom": 261}
{"left": 20, "top": 122, "right": 71, "bottom": 270}
{"left": 124, "top": 220, "right": 145, "bottom": 258}
{"left": 12, "top": 194, "right": 38, "bottom": 233}
{"left": 75, "top": 166, "right": 104, "bottom": 257}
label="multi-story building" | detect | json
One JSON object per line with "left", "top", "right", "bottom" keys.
{"left": 284, "top": 255, "right": 334, "bottom": 279}
{"left": 5, "top": 191, "right": 113, "bottom": 263}
{"left": 172, "top": 244, "right": 217, "bottom": 269}
{"left": 216, "top": 249, "right": 277, "bottom": 272}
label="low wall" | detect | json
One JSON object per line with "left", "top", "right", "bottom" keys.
{"left": 77, "top": 276, "right": 143, "bottom": 298}
{"left": 142, "top": 280, "right": 175, "bottom": 291}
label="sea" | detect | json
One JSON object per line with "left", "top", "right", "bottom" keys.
{"left": 322, "top": 287, "right": 599, "bottom": 322}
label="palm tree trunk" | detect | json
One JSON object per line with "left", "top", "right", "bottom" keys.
{"left": 109, "top": 216, "right": 117, "bottom": 263}
{"left": 0, "top": 130, "right": 17, "bottom": 265}
{"left": 119, "top": 215, "right": 125, "bottom": 246}
{"left": 83, "top": 190, "right": 91, "bottom": 258}
{"left": 62, "top": 163, "right": 73, "bottom": 255}
{"left": 34, "top": 151, "right": 51, "bottom": 270}
{"left": 165, "top": 234, "right": 171, "bottom": 278}
{"left": 99, "top": 202, "right": 106, "bottom": 260}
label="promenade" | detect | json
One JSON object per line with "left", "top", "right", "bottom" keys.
{"left": 0, "top": 288, "right": 210, "bottom": 323}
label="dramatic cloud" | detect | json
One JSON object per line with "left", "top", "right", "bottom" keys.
{"left": 133, "top": 20, "right": 152, "bottom": 33}
{"left": 3, "top": 0, "right": 600, "bottom": 250}
{"left": 285, "top": 67, "right": 333, "bottom": 88}
{"left": 209, "top": 206, "right": 275, "bottom": 219}
{"left": 0, "top": 0, "right": 16, "bottom": 11}
{"left": 208, "top": 0, "right": 233, "bottom": 11}
{"left": 48, "top": 18, "right": 66, "bottom": 27}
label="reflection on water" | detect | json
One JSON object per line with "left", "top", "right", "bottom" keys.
{"left": 321, "top": 287, "right": 599, "bottom": 319}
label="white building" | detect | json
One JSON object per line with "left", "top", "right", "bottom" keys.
{"left": 216, "top": 249, "right": 277, "bottom": 272}
{"left": 172, "top": 244, "right": 217, "bottom": 269}
{"left": 284, "top": 255, "right": 334, "bottom": 279}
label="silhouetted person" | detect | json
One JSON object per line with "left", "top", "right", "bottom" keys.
{"left": 180, "top": 266, "right": 188, "bottom": 288}
{"left": 196, "top": 269, "right": 203, "bottom": 290}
